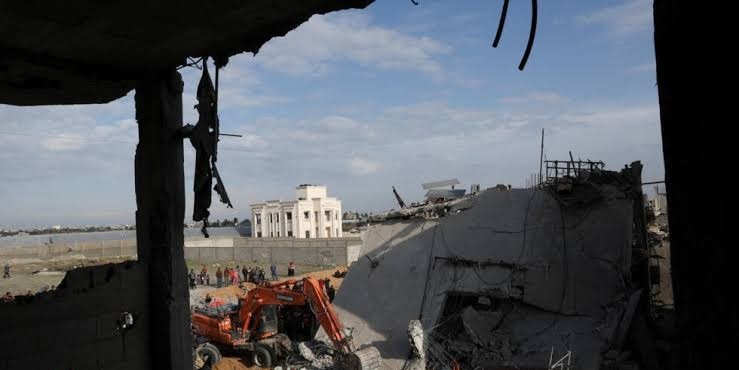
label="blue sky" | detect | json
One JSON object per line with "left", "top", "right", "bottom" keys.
{"left": 0, "top": 0, "right": 661, "bottom": 228}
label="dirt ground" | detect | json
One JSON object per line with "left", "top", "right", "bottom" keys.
{"left": 0, "top": 256, "right": 133, "bottom": 295}
{"left": 0, "top": 257, "right": 346, "bottom": 297}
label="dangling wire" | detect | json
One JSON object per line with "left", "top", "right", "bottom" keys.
{"left": 491, "top": 0, "right": 538, "bottom": 71}
{"left": 518, "top": 0, "right": 538, "bottom": 71}
{"left": 177, "top": 57, "right": 203, "bottom": 70}
{"left": 492, "top": 0, "right": 510, "bottom": 48}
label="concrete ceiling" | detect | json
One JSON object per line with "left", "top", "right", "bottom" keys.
{"left": 0, "top": 0, "right": 374, "bottom": 106}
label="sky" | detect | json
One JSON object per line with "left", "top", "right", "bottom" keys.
{"left": 0, "top": 0, "right": 662, "bottom": 229}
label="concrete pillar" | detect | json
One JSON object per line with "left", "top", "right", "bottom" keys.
{"left": 134, "top": 69, "right": 191, "bottom": 370}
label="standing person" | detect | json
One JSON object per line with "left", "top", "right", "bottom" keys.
{"left": 215, "top": 267, "right": 223, "bottom": 287}
{"left": 270, "top": 263, "right": 278, "bottom": 281}
{"left": 287, "top": 261, "right": 295, "bottom": 277}
{"left": 188, "top": 269, "right": 197, "bottom": 289}
{"left": 235, "top": 265, "right": 241, "bottom": 282}
{"left": 224, "top": 267, "right": 231, "bottom": 286}
{"left": 242, "top": 265, "right": 248, "bottom": 283}
{"left": 200, "top": 265, "right": 208, "bottom": 284}
{"left": 231, "top": 268, "right": 238, "bottom": 286}
{"left": 3, "top": 263, "right": 10, "bottom": 278}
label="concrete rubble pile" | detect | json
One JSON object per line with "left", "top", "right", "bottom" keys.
{"left": 320, "top": 165, "right": 646, "bottom": 370}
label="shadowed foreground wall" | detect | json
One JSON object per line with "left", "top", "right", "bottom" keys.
{"left": 0, "top": 262, "right": 150, "bottom": 370}
{"left": 654, "top": 1, "right": 734, "bottom": 369}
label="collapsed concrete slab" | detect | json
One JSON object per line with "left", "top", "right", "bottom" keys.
{"left": 320, "top": 182, "right": 638, "bottom": 370}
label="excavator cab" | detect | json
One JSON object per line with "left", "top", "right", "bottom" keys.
{"left": 251, "top": 305, "right": 279, "bottom": 339}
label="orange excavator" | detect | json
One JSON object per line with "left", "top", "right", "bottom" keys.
{"left": 191, "top": 277, "right": 381, "bottom": 370}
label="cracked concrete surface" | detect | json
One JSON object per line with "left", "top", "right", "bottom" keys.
{"left": 319, "top": 187, "right": 636, "bottom": 370}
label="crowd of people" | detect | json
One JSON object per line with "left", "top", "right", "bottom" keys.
{"left": 188, "top": 262, "right": 298, "bottom": 289}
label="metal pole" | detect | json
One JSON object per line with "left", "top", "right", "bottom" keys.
{"left": 539, "top": 128, "right": 544, "bottom": 186}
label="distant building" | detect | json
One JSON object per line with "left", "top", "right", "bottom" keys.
{"left": 651, "top": 186, "right": 668, "bottom": 215}
{"left": 250, "top": 185, "right": 343, "bottom": 238}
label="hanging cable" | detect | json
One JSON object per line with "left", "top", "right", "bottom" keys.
{"left": 518, "top": 0, "right": 538, "bottom": 71}
{"left": 492, "top": 0, "right": 510, "bottom": 47}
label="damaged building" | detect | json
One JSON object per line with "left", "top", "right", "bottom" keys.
{"left": 323, "top": 162, "right": 656, "bottom": 370}
{"left": 0, "top": 1, "right": 732, "bottom": 370}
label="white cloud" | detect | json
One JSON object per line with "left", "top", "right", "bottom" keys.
{"left": 500, "top": 92, "right": 570, "bottom": 105}
{"left": 255, "top": 11, "right": 450, "bottom": 78}
{"left": 559, "top": 105, "right": 659, "bottom": 127}
{"left": 627, "top": 62, "right": 656, "bottom": 74}
{"left": 576, "top": 0, "right": 652, "bottom": 37}
{"left": 348, "top": 157, "right": 381, "bottom": 175}
{"left": 41, "top": 134, "right": 87, "bottom": 152}
{"left": 319, "top": 116, "right": 360, "bottom": 130}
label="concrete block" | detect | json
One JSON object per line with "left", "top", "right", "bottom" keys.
{"left": 184, "top": 247, "right": 199, "bottom": 260}
{"left": 252, "top": 248, "right": 272, "bottom": 263}
{"left": 213, "top": 238, "right": 233, "bottom": 248}
{"left": 272, "top": 247, "right": 293, "bottom": 264}
{"left": 317, "top": 248, "right": 338, "bottom": 266}
{"left": 309, "top": 240, "right": 327, "bottom": 248}
{"left": 327, "top": 240, "right": 346, "bottom": 248}
{"left": 198, "top": 247, "right": 216, "bottom": 261}
{"left": 215, "top": 247, "right": 233, "bottom": 261}
{"left": 293, "top": 247, "right": 317, "bottom": 265}
{"left": 232, "top": 237, "right": 250, "bottom": 247}
{"left": 234, "top": 247, "right": 252, "bottom": 261}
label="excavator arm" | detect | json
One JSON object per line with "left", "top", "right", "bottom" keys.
{"left": 237, "top": 278, "right": 352, "bottom": 352}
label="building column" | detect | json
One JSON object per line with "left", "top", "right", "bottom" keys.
{"left": 134, "top": 69, "right": 191, "bottom": 370}
{"left": 293, "top": 205, "right": 302, "bottom": 238}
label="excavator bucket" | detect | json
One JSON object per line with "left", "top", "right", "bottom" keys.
{"left": 340, "top": 347, "right": 383, "bottom": 370}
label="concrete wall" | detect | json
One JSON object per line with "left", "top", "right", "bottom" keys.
{"left": 1, "top": 236, "right": 362, "bottom": 266}
{"left": 0, "top": 262, "right": 150, "bottom": 370}
{"left": 187, "top": 237, "right": 362, "bottom": 266}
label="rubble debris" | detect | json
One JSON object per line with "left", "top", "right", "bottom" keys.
{"left": 460, "top": 306, "right": 503, "bottom": 347}
{"left": 404, "top": 320, "right": 427, "bottom": 370}
{"left": 289, "top": 341, "right": 338, "bottom": 370}
{"left": 321, "top": 162, "right": 650, "bottom": 370}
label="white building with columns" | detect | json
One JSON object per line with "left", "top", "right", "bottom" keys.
{"left": 250, "top": 185, "right": 343, "bottom": 238}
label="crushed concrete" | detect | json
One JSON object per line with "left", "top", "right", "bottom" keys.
{"left": 298, "top": 342, "right": 317, "bottom": 361}
{"left": 292, "top": 341, "right": 335, "bottom": 370}
{"left": 460, "top": 306, "right": 503, "bottom": 347}
{"left": 319, "top": 184, "right": 638, "bottom": 370}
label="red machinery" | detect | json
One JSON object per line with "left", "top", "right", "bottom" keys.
{"left": 192, "top": 277, "right": 381, "bottom": 369}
